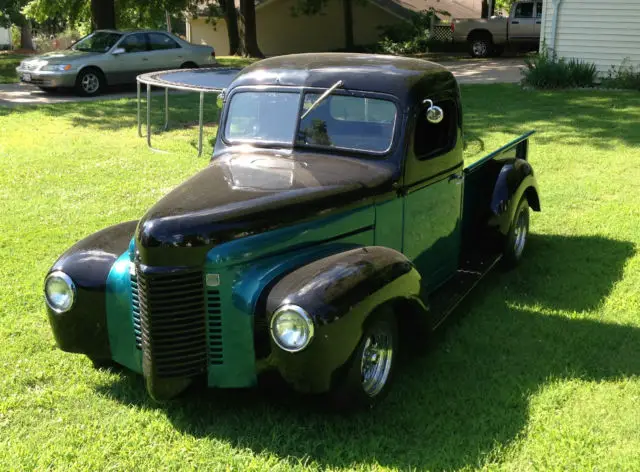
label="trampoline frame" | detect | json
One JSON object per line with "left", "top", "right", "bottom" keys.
{"left": 136, "top": 67, "right": 240, "bottom": 157}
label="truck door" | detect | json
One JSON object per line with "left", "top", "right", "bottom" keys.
{"left": 510, "top": 2, "right": 536, "bottom": 42}
{"left": 402, "top": 98, "right": 463, "bottom": 290}
{"left": 534, "top": 2, "right": 543, "bottom": 38}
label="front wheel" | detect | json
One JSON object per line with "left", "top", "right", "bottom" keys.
{"left": 503, "top": 197, "right": 530, "bottom": 267}
{"left": 75, "top": 68, "right": 104, "bottom": 97}
{"left": 330, "top": 309, "right": 398, "bottom": 410}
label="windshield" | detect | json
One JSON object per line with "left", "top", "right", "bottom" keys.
{"left": 72, "top": 32, "right": 123, "bottom": 52}
{"left": 224, "top": 90, "right": 397, "bottom": 154}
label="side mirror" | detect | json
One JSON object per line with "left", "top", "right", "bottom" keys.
{"left": 112, "top": 47, "right": 126, "bottom": 55}
{"left": 423, "top": 99, "right": 444, "bottom": 124}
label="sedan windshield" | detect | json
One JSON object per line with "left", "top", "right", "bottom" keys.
{"left": 224, "top": 90, "right": 397, "bottom": 154}
{"left": 73, "top": 32, "right": 123, "bottom": 52}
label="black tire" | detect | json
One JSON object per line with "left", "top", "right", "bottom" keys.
{"left": 75, "top": 67, "right": 104, "bottom": 97}
{"left": 330, "top": 308, "right": 398, "bottom": 410}
{"left": 180, "top": 62, "right": 199, "bottom": 69}
{"left": 503, "top": 197, "right": 530, "bottom": 268}
{"left": 469, "top": 37, "right": 492, "bottom": 58}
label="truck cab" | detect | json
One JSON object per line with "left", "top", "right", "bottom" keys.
{"left": 453, "top": 1, "right": 544, "bottom": 57}
{"left": 43, "top": 54, "right": 540, "bottom": 409}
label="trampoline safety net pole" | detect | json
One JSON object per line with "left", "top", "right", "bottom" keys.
{"left": 164, "top": 88, "right": 169, "bottom": 131}
{"left": 137, "top": 81, "right": 142, "bottom": 138}
{"left": 146, "top": 84, "right": 152, "bottom": 149}
{"left": 198, "top": 91, "right": 205, "bottom": 157}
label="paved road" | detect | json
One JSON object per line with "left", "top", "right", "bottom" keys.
{"left": 0, "top": 59, "right": 524, "bottom": 106}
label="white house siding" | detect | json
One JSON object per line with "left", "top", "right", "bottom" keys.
{"left": 541, "top": 0, "right": 640, "bottom": 74}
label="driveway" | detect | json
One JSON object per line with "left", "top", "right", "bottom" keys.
{"left": 0, "top": 58, "right": 525, "bottom": 106}
{"left": 439, "top": 58, "right": 525, "bottom": 84}
{"left": 0, "top": 83, "right": 144, "bottom": 107}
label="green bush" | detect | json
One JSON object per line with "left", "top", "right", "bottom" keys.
{"left": 521, "top": 48, "right": 598, "bottom": 89}
{"left": 376, "top": 8, "right": 450, "bottom": 55}
{"left": 601, "top": 59, "right": 640, "bottom": 91}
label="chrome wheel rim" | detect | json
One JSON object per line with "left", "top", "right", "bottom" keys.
{"left": 473, "top": 41, "right": 487, "bottom": 56}
{"left": 81, "top": 73, "right": 100, "bottom": 94}
{"left": 360, "top": 328, "right": 393, "bottom": 397}
{"left": 513, "top": 209, "right": 528, "bottom": 258}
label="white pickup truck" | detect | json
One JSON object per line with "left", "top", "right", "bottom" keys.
{"left": 452, "top": 1, "right": 543, "bottom": 58}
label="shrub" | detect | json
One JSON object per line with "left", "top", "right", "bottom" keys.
{"left": 601, "top": 58, "right": 640, "bottom": 91}
{"left": 521, "top": 48, "right": 597, "bottom": 89}
{"left": 376, "top": 8, "right": 451, "bottom": 55}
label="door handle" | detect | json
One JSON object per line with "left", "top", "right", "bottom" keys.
{"left": 511, "top": 20, "right": 520, "bottom": 24}
{"left": 142, "top": 58, "right": 149, "bottom": 61}
{"left": 536, "top": 21, "right": 541, "bottom": 24}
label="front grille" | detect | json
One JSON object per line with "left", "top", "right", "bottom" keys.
{"left": 206, "top": 289, "right": 224, "bottom": 365}
{"left": 138, "top": 268, "right": 207, "bottom": 378}
{"left": 131, "top": 272, "right": 142, "bottom": 350}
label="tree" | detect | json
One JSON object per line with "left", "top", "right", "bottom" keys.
{"left": 239, "top": 0, "right": 262, "bottom": 57}
{"left": 90, "top": 0, "right": 115, "bottom": 29}
{"left": 0, "top": 0, "right": 35, "bottom": 49}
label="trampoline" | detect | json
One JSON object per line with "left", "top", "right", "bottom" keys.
{"left": 136, "top": 67, "right": 242, "bottom": 156}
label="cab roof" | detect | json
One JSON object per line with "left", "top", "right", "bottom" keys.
{"left": 229, "top": 53, "right": 458, "bottom": 103}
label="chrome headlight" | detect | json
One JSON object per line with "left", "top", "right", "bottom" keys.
{"left": 44, "top": 271, "right": 76, "bottom": 313}
{"left": 41, "top": 64, "right": 72, "bottom": 72}
{"left": 270, "top": 305, "right": 314, "bottom": 352}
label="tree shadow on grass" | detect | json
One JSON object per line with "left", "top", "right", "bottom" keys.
{"left": 96, "top": 233, "right": 637, "bottom": 470}
{"left": 2, "top": 84, "right": 640, "bottom": 152}
{"left": 0, "top": 89, "right": 221, "bottom": 134}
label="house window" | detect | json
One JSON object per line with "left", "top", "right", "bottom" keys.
{"left": 414, "top": 100, "right": 458, "bottom": 160}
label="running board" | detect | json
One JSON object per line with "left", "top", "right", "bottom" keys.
{"left": 428, "top": 251, "right": 502, "bottom": 330}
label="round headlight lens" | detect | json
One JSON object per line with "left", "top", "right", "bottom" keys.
{"left": 44, "top": 271, "right": 76, "bottom": 313}
{"left": 270, "top": 305, "right": 314, "bottom": 352}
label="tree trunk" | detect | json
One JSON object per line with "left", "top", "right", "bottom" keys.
{"left": 20, "top": 22, "right": 34, "bottom": 51}
{"left": 223, "top": 0, "right": 241, "bottom": 55}
{"left": 239, "top": 0, "right": 263, "bottom": 57}
{"left": 342, "top": 0, "right": 354, "bottom": 51}
{"left": 90, "top": 0, "right": 116, "bottom": 30}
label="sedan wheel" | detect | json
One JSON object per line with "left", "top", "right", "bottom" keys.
{"left": 75, "top": 69, "right": 104, "bottom": 96}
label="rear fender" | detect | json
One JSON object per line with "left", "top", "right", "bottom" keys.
{"left": 491, "top": 158, "right": 541, "bottom": 234}
{"left": 265, "top": 246, "right": 427, "bottom": 393}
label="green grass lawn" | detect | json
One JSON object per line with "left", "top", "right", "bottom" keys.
{"left": 0, "top": 53, "right": 27, "bottom": 84}
{"left": 0, "top": 85, "right": 639, "bottom": 471}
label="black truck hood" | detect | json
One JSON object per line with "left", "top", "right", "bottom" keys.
{"left": 135, "top": 150, "right": 396, "bottom": 266}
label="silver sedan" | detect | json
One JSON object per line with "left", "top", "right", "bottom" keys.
{"left": 16, "top": 30, "right": 216, "bottom": 96}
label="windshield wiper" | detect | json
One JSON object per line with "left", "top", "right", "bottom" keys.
{"left": 301, "top": 80, "right": 344, "bottom": 119}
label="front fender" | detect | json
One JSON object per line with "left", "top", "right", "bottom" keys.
{"left": 265, "top": 246, "right": 425, "bottom": 393}
{"left": 46, "top": 221, "right": 137, "bottom": 360}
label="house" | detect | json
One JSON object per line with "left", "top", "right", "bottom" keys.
{"left": 187, "top": 0, "right": 482, "bottom": 56}
{"left": 540, "top": 0, "right": 640, "bottom": 74}
{"left": 0, "top": 26, "right": 11, "bottom": 50}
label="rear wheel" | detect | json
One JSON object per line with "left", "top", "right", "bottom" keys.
{"left": 75, "top": 68, "right": 104, "bottom": 97}
{"left": 503, "top": 197, "right": 530, "bottom": 267}
{"left": 469, "top": 37, "right": 492, "bottom": 58}
{"left": 180, "top": 62, "right": 199, "bottom": 69}
{"left": 330, "top": 309, "right": 398, "bottom": 410}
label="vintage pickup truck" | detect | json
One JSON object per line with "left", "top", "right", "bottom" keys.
{"left": 452, "top": 1, "right": 543, "bottom": 57}
{"left": 44, "top": 54, "right": 540, "bottom": 409}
